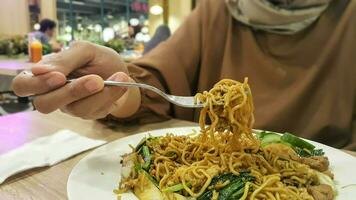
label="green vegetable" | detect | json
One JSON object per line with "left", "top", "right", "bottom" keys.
{"left": 228, "top": 187, "right": 245, "bottom": 200}
{"left": 162, "top": 184, "right": 184, "bottom": 193}
{"left": 134, "top": 162, "right": 142, "bottom": 172}
{"left": 257, "top": 131, "right": 321, "bottom": 155}
{"left": 218, "top": 173, "right": 254, "bottom": 200}
{"left": 141, "top": 170, "right": 159, "bottom": 187}
{"left": 295, "top": 147, "right": 325, "bottom": 157}
{"left": 310, "top": 149, "right": 325, "bottom": 156}
{"left": 218, "top": 179, "right": 245, "bottom": 200}
{"left": 104, "top": 38, "right": 125, "bottom": 53}
{"left": 165, "top": 151, "right": 178, "bottom": 159}
{"left": 256, "top": 131, "right": 282, "bottom": 147}
{"left": 135, "top": 137, "right": 154, "bottom": 171}
{"left": 281, "top": 133, "right": 315, "bottom": 150}
{"left": 42, "top": 43, "right": 52, "bottom": 55}
{"left": 141, "top": 145, "right": 152, "bottom": 170}
{"left": 198, "top": 172, "right": 254, "bottom": 200}
{"left": 134, "top": 162, "right": 158, "bottom": 187}
{"left": 210, "top": 173, "right": 239, "bottom": 186}
{"left": 134, "top": 171, "right": 163, "bottom": 199}
{"left": 0, "top": 35, "right": 28, "bottom": 56}
{"left": 135, "top": 137, "right": 150, "bottom": 152}
{"left": 135, "top": 136, "right": 159, "bottom": 152}
{"left": 197, "top": 190, "right": 213, "bottom": 200}
{"left": 162, "top": 183, "right": 191, "bottom": 193}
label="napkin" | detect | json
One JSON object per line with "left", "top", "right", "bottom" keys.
{"left": 0, "top": 129, "right": 107, "bottom": 184}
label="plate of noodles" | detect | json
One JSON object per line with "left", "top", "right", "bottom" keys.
{"left": 67, "top": 79, "right": 356, "bottom": 200}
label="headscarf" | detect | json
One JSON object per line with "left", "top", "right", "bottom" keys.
{"left": 226, "top": 0, "right": 332, "bottom": 34}
{"left": 144, "top": 25, "right": 171, "bottom": 54}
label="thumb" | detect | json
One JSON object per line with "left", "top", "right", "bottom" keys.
{"left": 105, "top": 72, "right": 130, "bottom": 100}
{"left": 106, "top": 72, "right": 141, "bottom": 118}
{"left": 107, "top": 72, "right": 130, "bottom": 83}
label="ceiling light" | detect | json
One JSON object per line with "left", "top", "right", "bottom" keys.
{"left": 141, "top": 27, "right": 149, "bottom": 34}
{"left": 150, "top": 5, "right": 163, "bottom": 15}
{"left": 103, "top": 27, "right": 115, "bottom": 42}
{"left": 64, "top": 34, "right": 72, "bottom": 42}
{"left": 113, "top": 24, "right": 120, "bottom": 32}
{"left": 33, "top": 23, "right": 40, "bottom": 31}
{"left": 65, "top": 25, "right": 72, "bottom": 33}
{"left": 72, "top": 1, "right": 85, "bottom": 5}
{"left": 94, "top": 24, "right": 102, "bottom": 32}
{"left": 129, "top": 18, "right": 140, "bottom": 26}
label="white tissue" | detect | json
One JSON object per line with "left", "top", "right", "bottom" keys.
{"left": 0, "top": 129, "right": 107, "bottom": 184}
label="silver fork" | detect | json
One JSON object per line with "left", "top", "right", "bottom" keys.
{"left": 67, "top": 80, "right": 204, "bottom": 108}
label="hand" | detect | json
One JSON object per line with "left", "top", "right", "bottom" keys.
{"left": 12, "top": 41, "right": 141, "bottom": 119}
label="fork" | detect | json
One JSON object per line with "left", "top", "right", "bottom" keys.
{"left": 67, "top": 80, "right": 204, "bottom": 108}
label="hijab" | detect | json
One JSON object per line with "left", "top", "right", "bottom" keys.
{"left": 226, "top": 0, "right": 332, "bottom": 34}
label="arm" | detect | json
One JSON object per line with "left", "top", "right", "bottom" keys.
{"left": 110, "top": 2, "right": 204, "bottom": 122}
{"left": 11, "top": 2, "right": 207, "bottom": 122}
{"left": 345, "top": 103, "right": 356, "bottom": 151}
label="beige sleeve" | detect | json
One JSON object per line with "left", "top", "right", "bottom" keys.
{"left": 104, "top": 1, "right": 205, "bottom": 124}
{"left": 345, "top": 102, "right": 356, "bottom": 151}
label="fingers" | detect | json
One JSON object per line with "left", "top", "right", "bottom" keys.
{"left": 38, "top": 41, "right": 95, "bottom": 75}
{"left": 33, "top": 75, "right": 104, "bottom": 114}
{"left": 31, "top": 64, "right": 54, "bottom": 75}
{"left": 13, "top": 41, "right": 105, "bottom": 97}
{"left": 60, "top": 72, "right": 129, "bottom": 119}
{"left": 12, "top": 71, "right": 66, "bottom": 97}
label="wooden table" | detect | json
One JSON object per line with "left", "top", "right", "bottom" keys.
{"left": 0, "top": 111, "right": 196, "bottom": 200}
{"left": 0, "top": 56, "right": 29, "bottom": 76}
{"left": 0, "top": 57, "right": 30, "bottom": 93}
{"left": 0, "top": 111, "right": 355, "bottom": 200}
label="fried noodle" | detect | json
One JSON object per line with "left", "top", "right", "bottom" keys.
{"left": 118, "top": 78, "right": 323, "bottom": 200}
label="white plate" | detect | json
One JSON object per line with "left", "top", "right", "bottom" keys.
{"left": 67, "top": 127, "right": 356, "bottom": 200}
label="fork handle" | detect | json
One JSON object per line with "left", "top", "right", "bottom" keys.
{"left": 67, "top": 80, "right": 152, "bottom": 89}
{"left": 66, "top": 79, "right": 202, "bottom": 108}
{"left": 66, "top": 79, "right": 165, "bottom": 97}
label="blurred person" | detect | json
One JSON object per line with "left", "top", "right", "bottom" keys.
{"left": 32, "top": 19, "right": 56, "bottom": 45}
{"left": 127, "top": 25, "right": 142, "bottom": 39}
{"left": 12, "top": 0, "right": 356, "bottom": 150}
{"left": 143, "top": 25, "right": 171, "bottom": 54}
{"left": 31, "top": 19, "right": 61, "bottom": 52}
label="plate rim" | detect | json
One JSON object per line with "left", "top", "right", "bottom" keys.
{"left": 67, "top": 126, "right": 356, "bottom": 200}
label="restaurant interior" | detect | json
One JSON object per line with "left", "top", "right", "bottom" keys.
{"left": 0, "top": 0, "right": 355, "bottom": 200}
{"left": 0, "top": 0, "right": 194, "bottom": 116}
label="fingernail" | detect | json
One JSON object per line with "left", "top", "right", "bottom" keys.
{"left": 112, "top": 74, "right": 126, "bottom": 82}
{"left": 84, "top": 79, "right": 101, "bottom": 92}
{"left": 112, "top": 74, "right": 128, "bottom": 91}
{"left": 46, "top": 76, "right": 64, "bottom": 87}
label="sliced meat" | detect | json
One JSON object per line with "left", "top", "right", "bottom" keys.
{"left": 322, "top": 170, "right": 334, "bottom": 179}
{"left": 301, "top": 156, "right": 329, "bottom": 172}
{"left": 264, "top": 144, "right": 330, "bottom": 172}
{"left": 307, "top": 184, "right": 334, "bottom": 200}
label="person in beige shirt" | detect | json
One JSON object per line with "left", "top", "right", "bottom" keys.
{"left": 12, "top": 0, "right": 356, "bottom": 150}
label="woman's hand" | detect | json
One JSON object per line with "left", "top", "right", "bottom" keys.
{"left": 12, "top": 41, "right": 141, "bottom": 120}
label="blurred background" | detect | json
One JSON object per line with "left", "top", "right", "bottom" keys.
{"left": 0, "top": 0, "right": 200, "bottom": 116}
